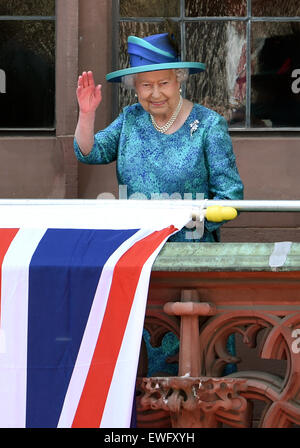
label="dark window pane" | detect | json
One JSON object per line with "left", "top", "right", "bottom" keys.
{"left": 0, "top": 0, "right": 55, "bottom": 16}
{"left": 185, "top": 0, "right": 247, "bottom": 17}
{"left": 252, "top": 0, "right": 300, "bottom": 17}
{"left": 251, "top": 22, "right": 300, "bottom": 128}
{"left": 0, "top": 20, "right": 55, "bottom": 128}
{"left": 185, "top": 21, "right": 246, "bottom": 127}
{"left": 118, "top": 21, "right": 180, "bottom": 112}
{"left": 120, "top": 0, "right": 179, "bottom": 17}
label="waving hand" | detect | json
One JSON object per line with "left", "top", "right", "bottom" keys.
{"left": 76, "top": 71, "right": 102, "bottom": 114}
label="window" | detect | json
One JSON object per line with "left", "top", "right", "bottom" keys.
{"left": 115, "top": 0, "right": 300, "bottom": 130}
{"left": 0, "top": 0, "right": 56, "bottom": 130}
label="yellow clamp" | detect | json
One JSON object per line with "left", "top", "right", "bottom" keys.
{"left": 205, "top": 205, "right": 238, "bottom": 222}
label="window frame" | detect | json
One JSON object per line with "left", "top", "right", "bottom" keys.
{"left": 113, "top": 0, "right": 300, "bottom": 132}
{"left": 0, "top": 4, "right": 56, "bottom": 132}
{"left": 0, "top": 0, "right": 79, "bottom": 136}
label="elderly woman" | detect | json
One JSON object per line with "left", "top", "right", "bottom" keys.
{"left": 74, "top": 33, "right": 244, "bottom": 242}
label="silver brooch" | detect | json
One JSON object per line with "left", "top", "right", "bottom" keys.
{"left": 189, "top": 119, "right": 199, "bottom": 136}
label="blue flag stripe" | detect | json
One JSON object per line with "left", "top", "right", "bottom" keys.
{"left": 26, "top": 228, "right": 138, "bottom": 428}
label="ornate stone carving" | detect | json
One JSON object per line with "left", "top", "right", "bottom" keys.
{"left": 138, "top": 284, "right": 300, "bottom": 428}
{"left": 197, "top": 310, "right": 300, "bottom": 425}
{"left": 140, "top": 376, "right": 248, "bottom": 428}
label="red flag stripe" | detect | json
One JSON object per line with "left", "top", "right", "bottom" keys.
{"left": 0, "top": 229, "right": 19, "bottom": 325}
{"left": 71, "top": 225, "right": 176, "bottom": 428}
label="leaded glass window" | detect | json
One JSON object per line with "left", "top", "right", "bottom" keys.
{"left": 115, "top": 0, "right": 300, "bottom": 130}
{"left": 0, "top": 0, "right": 56, "bottom": 130}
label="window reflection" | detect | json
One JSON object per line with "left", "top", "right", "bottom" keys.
{"left": 252, "top": 0, "right": 300, "bottom": 17}
{"left": 185, "top": 0, "right": 247, "bottom": 17}
{"left": 185, "top": 21, "right": 246, "bottom": 127}
{"left": 251, "top": 22, "right": 300, "bottom": 127}
{"left": 0, "top": 0, "right": 55, "bottom": 16}
{"left": 117, "top": 1, "right": 300, "bottom": 129}
{"left": 0, "top": 20, "right": 55, "bottom": 128}
{"left": 120, "top": 0, "right": 179, "bottom": 18}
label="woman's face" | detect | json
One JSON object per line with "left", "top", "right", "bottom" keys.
{"left": 134, "top": 69, "right": 181, "bottom": 120}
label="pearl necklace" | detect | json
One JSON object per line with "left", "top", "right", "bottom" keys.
{"left": 150, "top": 96, "right": 183, "bottom": 134}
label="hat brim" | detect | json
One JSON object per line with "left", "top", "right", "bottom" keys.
{"left": 106, "top": 62, "right": 205, "bottom": 83}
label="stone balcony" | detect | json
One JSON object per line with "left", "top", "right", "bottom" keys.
{"left": 136, "top": 242, "right": 300, "bottom": 428}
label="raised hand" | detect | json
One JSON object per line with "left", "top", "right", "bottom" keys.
{"left": 76, "top": 71, "right": 102, "bottom": 114}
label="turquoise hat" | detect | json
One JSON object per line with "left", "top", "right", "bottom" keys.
{"left": 106, "top": 33, "right": 205, "bottom": 83}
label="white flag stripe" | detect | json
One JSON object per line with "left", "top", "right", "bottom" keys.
{"left": 0, "top": 204, "right": 193, "bottom": 231}
{"left": 57, "top": 228, "right": 155, "bottom": 428}
{"left": 100, "top": 230, "right": 178, "bottom": 427}
{"left": 0, "top": 228, "right": 46, "bottom": 428}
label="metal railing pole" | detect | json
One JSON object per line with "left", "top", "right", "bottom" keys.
{"left": 204, "top": 200, "right": 300, "bottom": 212}
{"left": 0, "top": 199, "right": 300, "bottom": 212}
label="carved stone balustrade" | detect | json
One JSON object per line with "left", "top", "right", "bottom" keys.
{"left": 140, "top": 376, "right": 249, "bottom": 428}
{"left": 136, "top": 242, "right": 300, "bottom": 428}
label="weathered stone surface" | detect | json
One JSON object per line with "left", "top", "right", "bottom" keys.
{"left": 152, "top": 242, "right": 300, "bottom": 272}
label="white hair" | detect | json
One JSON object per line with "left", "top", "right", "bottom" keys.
{"left": 121, "top": 68, "right": 189, "bottom": 90}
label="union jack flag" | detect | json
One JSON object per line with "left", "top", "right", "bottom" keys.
{"left": 0, "top": 202, "right": 190, "bottom": 428}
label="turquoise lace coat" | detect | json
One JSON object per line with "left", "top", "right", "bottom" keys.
{"left": 74, "top": 102, "right": 244, "bottom": 242}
